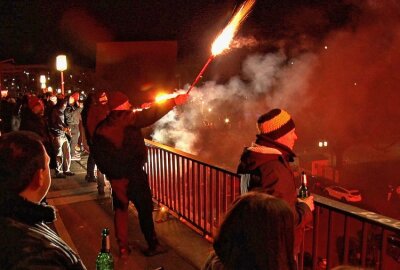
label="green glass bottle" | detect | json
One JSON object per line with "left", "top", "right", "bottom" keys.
{"left": 298, "top": 171, "right": 310, "bottom": 199}
{"left": 96, "top": 228, "right": 114, "bottom": 270}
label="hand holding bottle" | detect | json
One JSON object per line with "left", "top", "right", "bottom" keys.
{"left": 297, "top": 171, "right": 314, "bottom": 211}
{"left": 298, "top": 195, "right": 315, "bottom": 211}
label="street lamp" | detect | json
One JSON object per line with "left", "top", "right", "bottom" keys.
{"left": 56, "top": 55, "right": 67, "bottom": 95}
{"left": 40, "top": 75, "right": 46, "bottom": 93}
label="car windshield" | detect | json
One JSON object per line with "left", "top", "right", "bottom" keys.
{"left": 350, "top": 191, "right": 360, "bottom": 196}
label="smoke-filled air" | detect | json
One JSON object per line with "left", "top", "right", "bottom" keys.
{"left": 152, "top": 52, "right": 316, "bottom": 169}
{"left": 152, "top": 0, "right": 400, "bottom": 179}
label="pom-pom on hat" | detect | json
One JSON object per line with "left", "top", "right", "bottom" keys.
{"left": 257, "top": 109, "right": 295, "bottom": 140}
{"left": 108, "top": 91, "right": 129, "bottom": 110}
{"left": 71, "top": 92, "right": 80, "bottom": 101}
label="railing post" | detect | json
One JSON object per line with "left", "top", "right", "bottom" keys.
{"left": 380, "top": 229, "right": 388, "bottom": 270}
{"left": 327, "top": 210, "right": 333, "bottom": 269}
{"left": 343, "top": 215, "right": 350, "bottom": 264}
{"left": 312, "top": 206, "right": 320, "bottom": 270}
{"left": 361, "top": 222, "right": 369, "bottom": 267}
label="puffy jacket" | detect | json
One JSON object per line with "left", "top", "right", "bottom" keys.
{"left": 237, "top": 134, "right": 312, "bottom": 254}
{"left": 0, "top": 193, "right": 86, "bottom": 270}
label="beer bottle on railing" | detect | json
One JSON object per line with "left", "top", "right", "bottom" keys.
{"left": 96, "top": 228, "right": 114, "bottom": 270}
{"left": 298, "top": 171, "right": 310, "bottom": 199}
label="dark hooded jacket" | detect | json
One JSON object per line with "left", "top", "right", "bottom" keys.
{"left": 237, "top": 134, "right": 312, "bottom": 254}
{"left": 0, "top": 193, "right": 86, "bottom": 269}
{"left": 49, "top": 99, "right": 68, "bottom": 137}
{"left": 19, "top": 107, "right": 56, "bottom": 169}
{"left": 92, "top": 99, "right": 176, "bottom": 179}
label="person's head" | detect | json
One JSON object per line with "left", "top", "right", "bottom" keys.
{"left": 44, "top": 92, "right": 52, "bottom": 100}
{"left": 107, "top": 91, "right": 131, "bottom": 110}
{"left": 0, "top": 131, "right": 51, "bottom": 203}
{"left": 49, "top": 94, "right": 57, "bottom": 105}
{"left": 55, "top": 96, "right": 68, "bottom": 110}
{"left": 96, "top": 90, "right": 108, "bottom": 105}
{"left": 257, "top": 108, "right": 297, "bottom": 150}
{"left": 28, "top": 96, "right": 44, "bottom": 116}
{"left": 68, "top": 92, "right": 79, "bottom": 105}
{"left": 213, "top": 192, "right": 296, "bottom": 270}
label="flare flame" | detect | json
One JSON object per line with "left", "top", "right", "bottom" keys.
{"left": 155, "top": 93, "right": 176, "bottom": 103}
{"left": 186, "top": 0, "right": 256, "bottom": 94}
{"left": 211, "top": 0, "right": 256, "bottom": 56}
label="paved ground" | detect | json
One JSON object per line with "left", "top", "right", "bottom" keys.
{"left": 47, "top": 154, "right": 212, "bottom": 270}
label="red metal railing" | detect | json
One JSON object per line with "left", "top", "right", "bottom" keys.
{"left": 145, "top": 139, "right": 400, "bottom": 270}
{"left": 310, "top": 195, "right": 400, "bottom": 270}
{"left": 145, "top": 139, "right": 241, "bottom": 237}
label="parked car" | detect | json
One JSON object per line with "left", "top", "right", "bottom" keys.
{"left": 323, "top": 185, "right": 362, "bottom": 202}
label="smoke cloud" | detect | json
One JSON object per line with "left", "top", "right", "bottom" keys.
{"left": 152, "top": 52, "right": 316, "bottom": 169}
{"left": 152, "top": 0, "right": 400, "bottom": 175}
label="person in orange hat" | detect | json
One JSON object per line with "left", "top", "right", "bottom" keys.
{"left": 92, "top": 90, "right": 189, "bottom": 258}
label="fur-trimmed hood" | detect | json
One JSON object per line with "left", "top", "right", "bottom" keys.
{"left": 237, "top": 134, "right": 296, "bottom": 174}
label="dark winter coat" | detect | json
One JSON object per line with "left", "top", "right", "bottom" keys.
{"left": 19, "top": 108, "right": 57, "bottom": 168}
{"left": 0, "top": 193, "right": 86, "bottom": 269}
{"left": 237, "top": 134, "right": 313, "bottom": 254}
{"left": 49, "top": 103, "right": 68, "bottom": 137}
{"left": 83, "top": 103, "right": 109, "bottom": 144}
{"left": 92, "top": 99, "right": 176, "bottom": 179}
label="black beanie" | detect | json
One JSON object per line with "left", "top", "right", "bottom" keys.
{"left": 257, "top": 109, "right": 295, "bottom": 140}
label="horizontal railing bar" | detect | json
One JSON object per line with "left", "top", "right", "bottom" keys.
{"left": 314, "top": 195, "right": 400, "bottom": 232}
{"left": 145, "top": 139, "right": 237, "bottom": 174}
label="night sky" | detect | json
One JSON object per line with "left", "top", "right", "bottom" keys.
{"left": 0, "top": 0, "right": 355, "bottom": 68}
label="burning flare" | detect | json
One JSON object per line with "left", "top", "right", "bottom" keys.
{"left": 187, "top": 0, "right": 256, "bottom": 94}
{"left": 211, "top": 0, "right": 256, "bottom": 56}
{"left": 155, "top": 92, "right": 176, "bottom": 103}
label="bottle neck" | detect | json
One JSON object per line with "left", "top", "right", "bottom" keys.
{"left": 301, "top": 173, "right": 307, "bottom": 187}
{"left": 101, "top": 235, "right": 110, "bottom": 253}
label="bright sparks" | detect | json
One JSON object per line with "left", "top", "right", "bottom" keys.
{"left": 155, "top": 93, "right": 176, "bottom": 103}
{"left": 211, "top": 0, "right": 256, "bottom": 56}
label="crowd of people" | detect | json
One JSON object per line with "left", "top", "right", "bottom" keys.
{"left": 1, "top": 89, "right": 319, "bottom": 269}
{"left": 0, "top": 91, "right": 105, "bottom": 192}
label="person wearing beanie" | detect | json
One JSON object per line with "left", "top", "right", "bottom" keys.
{"left": 92, "top": 90, "right": 189, "bottom": 258}
{"left": 236, "top": 108, "right": 314, "bottom": 258}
